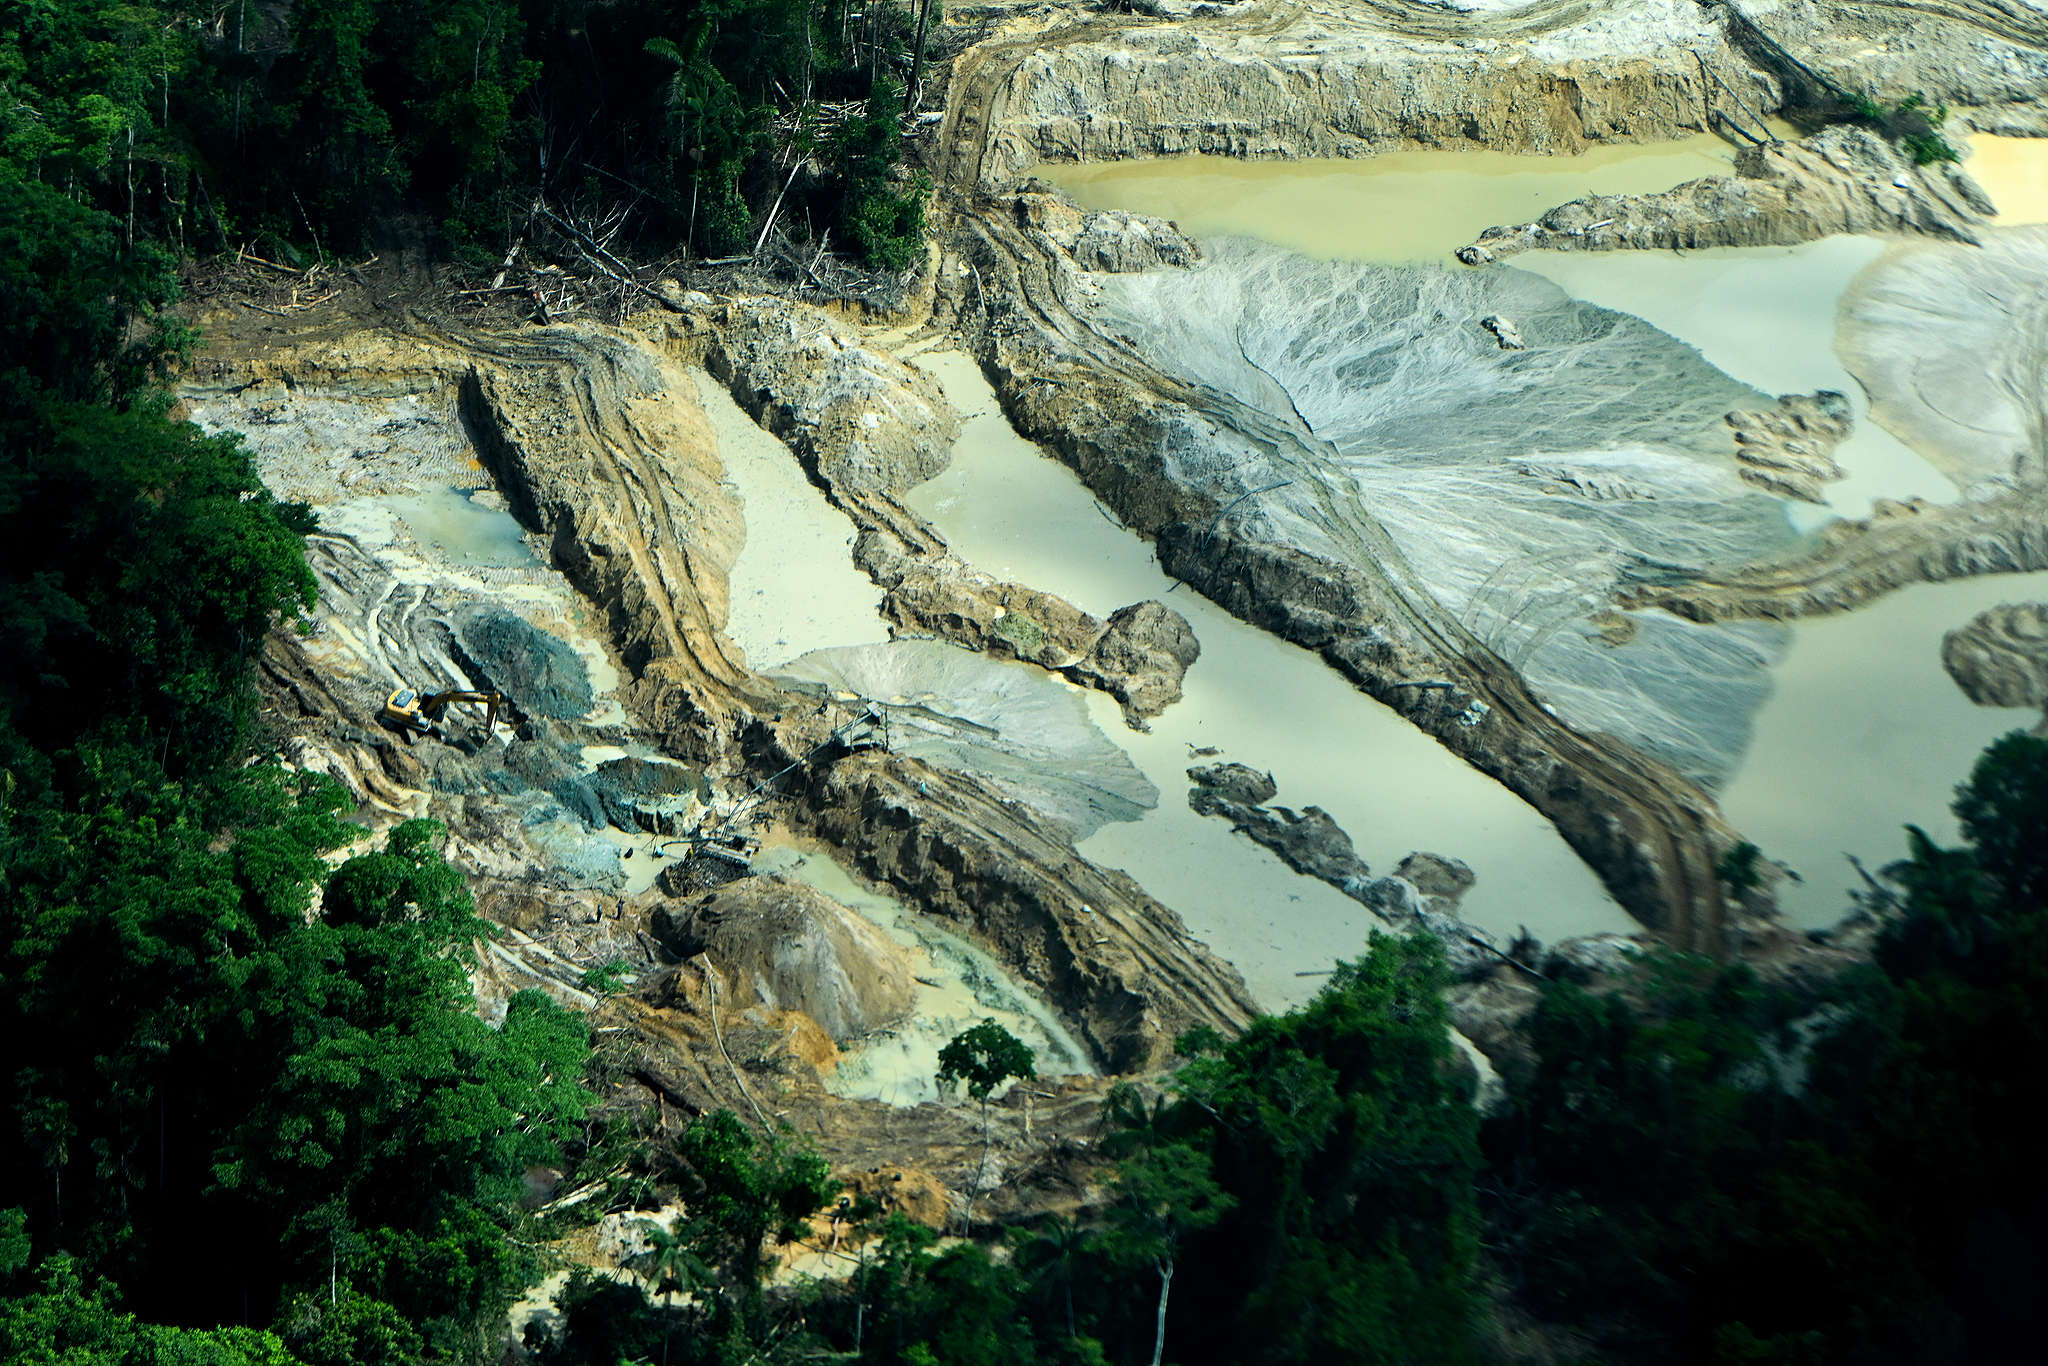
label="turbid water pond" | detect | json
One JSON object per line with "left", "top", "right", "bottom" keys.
{"left": 903, "top": 350, "right": 1630, "bottom": 1005}
{"left": 1049, "top": 133, "right": 1750, "bottom": 265}
{"left": 1718, "top": 571, "right": 2048, "bottom": 925}
{"left": 1036, "top": 135, "right": 2048, "bottom": 932}
{"left": 1966, "top": 133, "right": 2048, "bottom": 224}
{"left": 700, "top": 370, "right": 893, "bottom": 669}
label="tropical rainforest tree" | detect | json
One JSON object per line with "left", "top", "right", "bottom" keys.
{"left": 1491, "top": 731, "right": 2048, "bottom": 1365}
{"left": 938, "top": 1018, "right": 1037, "bottom": 1232}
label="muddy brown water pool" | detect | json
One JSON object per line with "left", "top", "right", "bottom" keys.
{"left": 1021, "top": 137, "right": 2048, "bottom": 930}
{"left": 902, "top": 350, "right": 1631, "bottom": 1005}
{"left": 699, "top": 370, "right": 894, "bottom": 669}
{"left": 1967, "top": 133, "right": 2048, "bottom": 225}
{"left": 1048, "top": 134, "right": 1749, "bottom": 266}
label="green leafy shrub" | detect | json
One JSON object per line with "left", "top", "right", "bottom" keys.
{"left": 1844, "top": 88, "right": 1959, "bottom": 165}
{"left": 831, "top": 83, "right": 928, "bottom": 271}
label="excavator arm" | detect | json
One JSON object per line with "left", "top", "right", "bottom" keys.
{"left": 418, "top": 690, "right": 506, "bottom": 736}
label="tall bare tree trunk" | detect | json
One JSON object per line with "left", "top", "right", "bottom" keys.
{"left": 963, "top": 1095, "right": 992, "bottom": 1233}
{"left": 855, "top": 1242, "right": 868, "bottom": 1354}
{"left": 233, "top": 0, "right": 246, "bottom": 142}
{"left": 1150, "top": 1257, "right": 1174, "bottom": 1366}
{"left": 906, "top": 0, "right": 937, "bottom": 113}
{"left": 685, "top": 163, "right": 701, "bottom": 260}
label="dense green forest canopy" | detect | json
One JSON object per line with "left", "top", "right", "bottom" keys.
{"left": 3, "top": 0, "right": 930, "bottom": 279}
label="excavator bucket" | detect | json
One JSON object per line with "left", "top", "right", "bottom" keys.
{"left": 416, "top": 689, "right": 510, "bottom": 740}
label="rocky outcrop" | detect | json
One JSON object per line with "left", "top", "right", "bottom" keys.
{"left": 859, "top": 531, "right": 1104, "bottom": 666}
{"left": 1186, "top": 764, "right": 1515, "bottom": 979}
{"left": 938, "top": 0, "right": 1783, "bottom": 186}
{"left": 1725, "top": 0, "right": 2048, "bottom": 138}
{"left": 1188, "top": 763, "right": 1373, "bottom": 894}
{"left": 855, "top": 532, "right": 1201, "bottom": 728}
{"left": 651, "top": 875, "right": 921, "bottom": 1041}
{"left": 454, "top": 326, "right": 785, "bottom": 761}
{"left": 704, "top": 297, "right": 962, "bottom": 499}
{"left": 783, "top": 741, "right": 1260, "bottom": 1072}
{"left": 1623, "top": 489, "right": 2048, "bottom": 623}
{"left": 1480, "top": 315, "right": 1527, "bottom": 350}
{"left": 1016, "top": 193, "right": 1202, "bottom": 272}
{"left": 1397, "top": 851, "right": 1478, "bottom": 905}
{"left": 1727, "top": 391, "right": 1853, "bottom": 504}
{"left": 1455, "top": 125, "right": 1995, "bottom": 264}
{"left": 1064, "top": 600, "right": 1202, "bottom": 726}
{"left": 1943, "top": 603, "right": 2048, "bottom": 709}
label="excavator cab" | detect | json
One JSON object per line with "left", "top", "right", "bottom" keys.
{"left": 382, "top": 688, "right": 430, "bottom": 738}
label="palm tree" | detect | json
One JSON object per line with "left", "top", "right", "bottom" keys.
{"left": 1012, "top": 1215, "right": 1090, "bottom": 1342}
{"left": 629, "top": 1215, "right": 712, "bottom": 1366}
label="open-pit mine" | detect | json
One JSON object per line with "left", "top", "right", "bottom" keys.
{"left": 189, "top": 0, "right": 2048, "bottom": 1265}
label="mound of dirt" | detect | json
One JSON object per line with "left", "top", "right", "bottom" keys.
{"left": 651, "top": 875, "right": 920, "bottom": 1042}
{"left": 586, "top": 756, "right": 707, "bottom": 834}
{"left": 1944, "top": 602, "right": 2048, "bottom": 710}
{"left": 456, "top": 606, "right": 595, "bottom": 719}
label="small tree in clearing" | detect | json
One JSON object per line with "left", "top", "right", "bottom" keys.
{"left": 936, "top": 1018, "right": 1036, "bottom": 1234}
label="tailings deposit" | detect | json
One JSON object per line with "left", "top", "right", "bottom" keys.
{"left": 1038, "top": 135, "right": 2048, "bottom": 928}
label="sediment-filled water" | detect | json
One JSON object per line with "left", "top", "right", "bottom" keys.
{"left": 699, "top": 369, "right": 893, "bottom": 669}
{"left": 904, "top": 350, "right": 1631, "bottom": 1006}
{"left": 1021, "top": 137, "right": 2048, "bottom": 935}
{"left": 1719, "top": 572, "right": 2048, "bottom": 925}
{"left": 1048, "top": 134, "right": 1747, "bottom": 265}
{"left": 1967, "top": 133, "right": 2048, "bottom": 224}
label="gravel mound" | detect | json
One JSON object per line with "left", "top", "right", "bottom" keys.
{"left": 455, "top": 608, "right": 595, "bottom": 720}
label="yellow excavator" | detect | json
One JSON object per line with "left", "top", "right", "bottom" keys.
{"left": 381, "top": 687, "right": 509, "bottom": 743}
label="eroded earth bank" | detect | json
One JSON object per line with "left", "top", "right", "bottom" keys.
{"left": 189, "top": 0, "right": 2048, "bottom": 1327}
